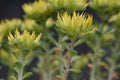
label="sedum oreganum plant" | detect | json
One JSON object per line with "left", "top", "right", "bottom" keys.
{"left": 0, "top": 0, "right": 120, "bottom": 80}
{"left": 8, "top": 30, "right": 41, "bottom": 80}
{"left": 55, "top": 12, "right": 93, "bottom": 80}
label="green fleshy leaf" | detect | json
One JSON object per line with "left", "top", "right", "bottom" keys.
{"left": 60, "top": 41, "right": 69, "bottom": 49}
{"left": 71, "top": 56, "right": 81, "bottom": 63}
{"left": 23, "top": 72, "right": 33, "bottom": 80}
{"left": 13, "top": 67, "right": 19, "bottom": 74}
{"left": 69, "top": 68, "right": 81, "bottom": 73}
{"left": 95, "top": 30, "right": 102, "bottom": 37}
{"left": 74, "top": 39, "right": 85, "bottom": 46}
{"left": 69, "top": 49, "right": 77, "bottom": 56}
{"left": 24, "top": 58, "right": 33, "bottom": 65}
{"left": 61, "top": 36, "right": 69, "bottom": 41}
{"left": 13, "top": 62, "right": 23, "bottom": 74}
{"left": 86, "top": 41, "right": 94, "bottom": 50}
{"left": 9, "top": 76, "right": 17, "bottom": 80}
{"left": 48, "top": 35, "right": 58, "bottom": 47}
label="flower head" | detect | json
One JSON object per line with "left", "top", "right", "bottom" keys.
{"left": 90, "top": 0, "right": 120, "bottom": 13}
{"left": 50, "top": 0, "right": 88, "bottom": 11}
{"left": 0, "top": 19, "right": 21, "bottom": 36}
{"left": 0, "top": 19, "right": 22, "bottom": 45}
{"left": 22, "top": 0, "right": 88, "bottom": 20}
{"left": 8, "top": 29, "right": 42, "bottom": 50}
{"left": 22, "top": 0, "right": 52, "bottom": 19}
{"left": 56, "top": 12, "right": 93, "bottom": 38}
{"left": 22, "top": 19, "right": 40, "bottom": 31}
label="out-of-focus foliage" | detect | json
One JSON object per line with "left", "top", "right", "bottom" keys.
{"left": 90, "top": 0, "right": 120, "bottom": 13}
{"left": 22, "top": 0, "right": 88, "bottom": 22}
{"left": 49, "top": 0, "right": 88, "bottom": 11}
{"left": 0, "top": 0, "right": 120, "bottom": 80}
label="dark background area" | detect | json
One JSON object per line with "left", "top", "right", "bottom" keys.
{"left": 0, "top": 0, "right": 34, "bottom": 20}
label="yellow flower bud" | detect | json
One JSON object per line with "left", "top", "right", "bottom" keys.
{"left": 0, "top": 19, "right": 21, "bottom": 39}
{"left": 22, "top": 3, "right": 34, "bottom": 15}
{"left": 90, "top": 0, "right": 120, "bottom": 13}
{"left": 22, "top": 0, "right": 50, "bottom": 19}
{"left": 8, "top": 29, "right": 42, "bottom": 50}
{"left": 56, "top": 12, "right": 93, "bottom": 38}
{"left": 22, "top": 19, "right": 39, "bottom": 31}
{"left": 50, "top": 0, "right": 88, "bottom": 11}
{"left": 4, "top": 19, "right": 21, "bottom": 31}
{"left": 45, "top": 17, "right": 54, "bottom": 28}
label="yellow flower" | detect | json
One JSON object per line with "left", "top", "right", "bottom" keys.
{"left": 56, "top": 12, "right": 93, "bottom": 38}
{"left": 0, "top": 24, "right": 7, "bottom": 44}
{"left": 8, "top": 29, "right": 42, "bottom": 50}
{"left": 22, "top": 0, "right": 51, "bottom": 19}
{"left": 90, "top": 0, "right": 120, "bottom": 13}
{"left": 22, "top": 19, "right": 40, "bottom": 31}
{"left": 22, "top": 0, "right": 88, "bottom": 19}
{"left": 49, "top": 0, "right": 70, "bottom": 9}
{"left": 73, "top": 0, "right": 88, "bottom": 10}
{"left": 3, "top": 19, "right": 21, "bottom": 31}
{"left": 0, "top": 19, "right": 21, "bottom": 45}
{"left": 0, "top": 19, "right": 21, "bottom": 33}
{"left": 50, "top": 0, "right": 88, "bottom": 11}
{"left": 0, "top": 18, "right": 43, "bottom": 46}
{"left": 22, "top": 3, "right": 34, "bottom": 15}
{"left": 45, "top": 17, "right": 54, "bottom": 28}
{"left": 32, "top": 0, "right": 47, "bottom": 14}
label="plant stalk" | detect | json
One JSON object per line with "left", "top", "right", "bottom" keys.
{"left": 64, "top": 56, "right": 71, "bottom": 80}
{"left": 90, "top": 61, "right": 96, "bottom": 80}
{"left": 63, "top": 38, "right": 75, "bottom": 80}
{"left": 108, "top": 60, "right": 115, "bottom": 80}
{"left": 18, "top": 53, "right": 25, "bottom": 80}
{"left": 18, "top": 66, "right": 24, "bottom": 80}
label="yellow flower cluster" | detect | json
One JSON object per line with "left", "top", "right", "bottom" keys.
{"left": 0, "top": 19, "right": 21, "bottom": 31}
{"left": 0, "top": 19, "right": 21, "bottom": 44}
{"left": 56, "top": 12, "right": 93, "bottom": 38}
{"left": 0, "top": 19, "right": 21, "bottom": 33}
{"left": 90, "top": 0, "right": 120, "bottom": 13}
{"left": 22, "top": 0, "right": 88, "bottom": 19}
{"left": 22, "top": 19, "right": 40, "bottom": 31}
{"left": 0, "top": 19, "right": 40, "bottom": 45}
{"left": 49, "top": 0, "right": 88, "bottom": 11}
{"left": 8, "top": 29, "right": 42, "bottom": 50}
{"left": 22, "top": 0, "right": 53, "bottom": 19}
